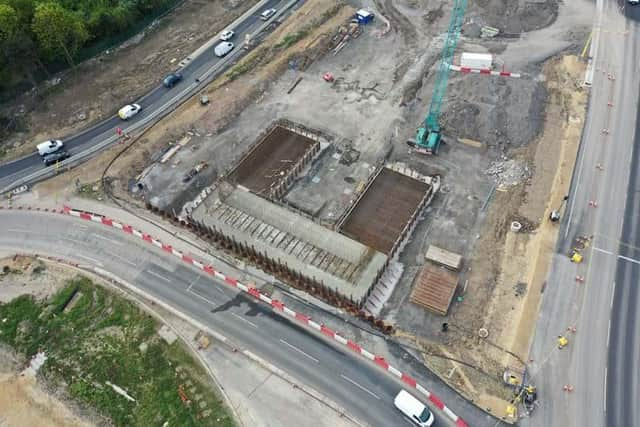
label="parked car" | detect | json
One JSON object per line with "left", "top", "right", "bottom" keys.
{"left": 260, "top": 8, "right": 277, "bottom": 20}
{"left": 43, "top": 150, "right": 70, "bottom": 166}
{"left": 36, "top": 139, "right": 64, "bottom": 156}
{"left": 214, "top": 41, "right": 234, "bottom": 57}
{"left": 220, "top": 30, "right": 234, "bottom": 41}
{"left": 163, "top": 72, "right": 183, "bottom": 88}
{"left": 118, "top": 103, "right": 141, "bottom": 120}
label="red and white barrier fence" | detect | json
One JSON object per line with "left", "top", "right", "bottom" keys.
{"left": 450, "top": 64, "right": 521, "bottom": 78}
{"left": 3, "top": 204, "right": 470, "bottom": 427}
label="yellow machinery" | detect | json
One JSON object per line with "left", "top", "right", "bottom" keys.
{"left": 569, "top": 235, "right": 591, "bottom": 263}
{"left": 557, "top": 335, "right": 569, "bottom": 349}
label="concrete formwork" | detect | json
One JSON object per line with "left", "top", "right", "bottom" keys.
{"left": 190, "top": 186, "right": 388, "bottom": 307}
{"left": 339, "top": 166, "right": 435, "bottom": 255}
{"left": 227, "top": 120, "right": 322, "bottom": 199}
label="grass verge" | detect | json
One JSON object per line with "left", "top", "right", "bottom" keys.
{"left": 0, "top": 275, "right": 234, "bottom": 427}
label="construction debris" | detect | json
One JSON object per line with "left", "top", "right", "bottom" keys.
{"left": 485, "top": 158, "right": 531, "bottom": 187}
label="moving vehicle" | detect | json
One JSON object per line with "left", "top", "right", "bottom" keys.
{"left": 214, "top": 41, "right": 234, "bottom": 57}
{"left": 163, "top": 72, "right": 183, "bottom": 88}
{"left": 629, "top": 0, "right": 639, "bottom": 5}
{"left": 43, "top": 150, "right": 70, "bottom": 166}
{"left": 260, "top": 8, "right": 277, "bottom": 20}
{"left": 394, "top": 390, "right": 435, "bottom": 427}
{"left": 36, "top": 139, "right": 64, "bottom": 156}
{"left": 118, "top": 103, "right": 142, "bottom": 120}
{"left": 220, "top": 30, "right": 234, "bottom": 41}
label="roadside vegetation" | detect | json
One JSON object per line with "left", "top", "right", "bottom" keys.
{"left": 0, "top": 275, "right": 234, "bottom": 427}
{"left": 0, "top": 0, "right": 181, "bottom": 99}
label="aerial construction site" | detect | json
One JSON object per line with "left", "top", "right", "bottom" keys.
{"left": 21, "top": 0, "right": 594, "bottom": 420}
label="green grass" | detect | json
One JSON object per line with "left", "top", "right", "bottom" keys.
{"left": 274, "top": 29, "right": 311, "bottom": 50}
{"left": 0, "top": 276, "right": 234, "bottom": 427}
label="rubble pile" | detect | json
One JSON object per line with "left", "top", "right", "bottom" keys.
{"left": 485, "top": 158, "right": 531, "bottom": 187}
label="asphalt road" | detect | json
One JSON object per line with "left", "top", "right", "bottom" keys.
{"left": 524, "top": 1, "right": 640, "bottom": 426}
{"left": 0, "top": 209, "right": 465, "bottom": 427}
{"left": 0, "top": 0, "right": 287, "bottom": 191}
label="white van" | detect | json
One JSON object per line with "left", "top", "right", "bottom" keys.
{"left": 36, "top": 139, "right": 64, "bottom": 156}
{"left": 260, "top": 8, "right": 277, "bottom": 20}
{"left": 214, "top": 41, "right": 234, "bottom": 57}
{"left": 394, "top": 390, "right": 435, "bottom": 426}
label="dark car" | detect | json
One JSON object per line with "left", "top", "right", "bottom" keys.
{"left": 43, "top": 150, "right": 70, "bottom": 166}
{"left": 163, "top": 72, "right": 183, "bottom": 88}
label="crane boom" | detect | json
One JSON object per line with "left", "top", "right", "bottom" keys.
{"left": 411, "top": 0, "right": 468, "bottom": 155}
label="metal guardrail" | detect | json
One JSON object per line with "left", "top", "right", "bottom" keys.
{"left": 1, "top": 0, "right": 300, "bottom": 195}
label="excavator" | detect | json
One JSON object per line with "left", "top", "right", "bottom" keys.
{"left": 407, "top": 0, "right": 467, "bottom": 155}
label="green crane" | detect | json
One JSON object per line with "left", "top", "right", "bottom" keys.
{"left": 409, "top": 0, "right": 468, "bottom": 155}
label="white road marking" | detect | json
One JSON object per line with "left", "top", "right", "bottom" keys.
{"left": 607, "top": 319, "right": 611, "bottom": 348}
{"left": 93, "top": 233, "right": 122, "bottom": 245}
{"left": 230, "top": 312, "right": 258, "bottom": 328}
{"left": 339, "top": 374, "right": 380, "bottom": 400}
{"left": 279, "top": 339, "right": 319, "bottom": 363}
{"left": 106, "top": 250, "right": 136, "bottom": 267}
{"left": 618, "top": 254, "right": 640, "bottom": 265}
{"left": 610, "top": 282, "right": 615, "bottom": 310}
{"left": 593, "top": 247, "right": 614, "bottom": 255}
{"left": 146, "top": 269, "right": 171, "bottom": 282}
{"left": 75, "top": 254, "right": 102, "bottom": 266}
{"left": 604, "top": 367, "right": 607, "bottom": 412}
{"left": 187, "top": 287, "right": 217, "bottom": 306}
{"left": 7, "top": 229, "right": 31, "bottom": 233}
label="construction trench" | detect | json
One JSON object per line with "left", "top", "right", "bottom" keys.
{"left": 143, "top": 119, "right": 440, "bottom": 331}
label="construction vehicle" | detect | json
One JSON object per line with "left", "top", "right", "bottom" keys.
{"left": 557, "top": 335, "right": 569, "bottom": 349}
{"left": 407, "top": 0, "right": 468, "bottom": 155}
{"left": 569, "top": 235, "right": 591, "bottom": 263}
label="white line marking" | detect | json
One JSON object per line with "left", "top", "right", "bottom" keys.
{"left": 7, "top": 229, "right": 31, "bottom": 233}
{"left": 607, "top": 319, "right": 611, "bottom": 348}
{"left": 593, "top": 247, "right": 614, "bottom": 255}
{"left": 618, "top": 255, "right": 640, "bottom": 265}
{"left": 76, "top": 254, "right": 102, "bottom": 265}
{"left": 231, "top": 312, "right": 258, "bottom": 328}
{"left": 146, "top": 269, "right": 171, "bottom": 282}
{"left": 610, "top": 282, "right": 615, "bottom": 310}
{"left": 340, "top": 374, "right": 380, "bottom": 399}
{"left": 106, "top": 250, "right": 136, "bottom": 267}
{"left": 187, "top": 287, "right": 218, "bottom": 306}
{"left": 604, "top": 367, "right": 607, "bottom": 412}
{"left": 279, "top": 339, "right": 319, "bottom": 363}
{"left": 93, "top": 233, "right": 122, "bottom": 245}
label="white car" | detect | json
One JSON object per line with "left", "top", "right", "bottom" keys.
{"left": 220, "top": 30, "right": 234, "bottom": 41}
{"left": 260, "top": 8, "right": 277, "bottom": 20}
{"left": 214, "top": 42, "right": 234, "bottom": 57}
{"left": 36, "top": 139, "right": 64, "bottom": 156}
{"left": 118, "top": 103, "right": 141, "bottom": 120}
{"left": 629, "top": 0, "right": 639, "bottom": 4}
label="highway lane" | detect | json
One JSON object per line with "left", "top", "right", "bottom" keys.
{"left": 0, "top": 209, "right": 462, "bottom": 427}
{"left": 0, "top": 0, "right": 287, "bottom": 191}
{"left": 523, "top": 0, "right": 640, "bottom": 426}
{"left": 606, "top": 35, "right": 640, "bottom": 424}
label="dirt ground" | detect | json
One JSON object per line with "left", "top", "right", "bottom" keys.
{"left": 398, "top": 56, "right": 588, "bottom": 417}
{"left": 0, "top": 256, "right": 96, "bottom": 427}
{"left": 0, "top": 0, "right": 256, "bottom": 161}
{"left": 24, "top": 0, "right": 593, "bottom": 419}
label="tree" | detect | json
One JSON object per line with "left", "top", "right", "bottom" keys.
{"left": 32, "top": 2, "right": 88, "bottom": 67}
{"left": 0, "top": 4, "right": 19, "bottom": 47}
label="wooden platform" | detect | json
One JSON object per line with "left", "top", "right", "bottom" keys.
{"left": 410, "top": 264, "right": 459, "bottom": 316}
